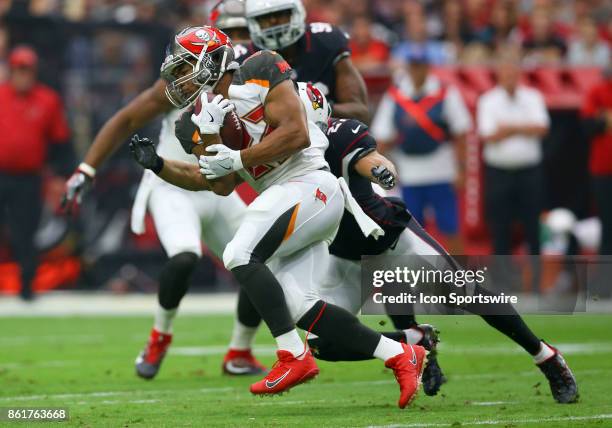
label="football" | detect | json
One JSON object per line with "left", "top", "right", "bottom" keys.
{"left": 191, "top": 93, "right": 249, "bottom": 155}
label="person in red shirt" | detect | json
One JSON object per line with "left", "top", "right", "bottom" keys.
{"left": 581, "top": 67, "right": 612, "bottom": 258}
{"left": 0, "top": 45, "right": 71, "bottom": 301}
{"left": 349, "top": 15, "right": 390, "bottom": 74}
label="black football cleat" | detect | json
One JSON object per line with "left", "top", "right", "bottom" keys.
{"left": 415, "top": 324, "right": 446, "bottom": 396}
{"left": 537, "top": 343, "right": 578, "bottom": 403}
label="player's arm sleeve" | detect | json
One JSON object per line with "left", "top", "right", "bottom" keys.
{"left": 328, "top": 25, "right": 351, "bottom": 65}
{"left": 332, "top": 120, "right": 377, "bottom": 173}
{"left": 174, "top": 107, "right": 200, "bottom": 154}
{"left": 444, "top": 86, "right": 473, "bottom": 136}
{"left": 370, "top": 94, "right": 397, "bottom": 143}
{"left": 241, "top": 50, "right": 293, "bottom": 96}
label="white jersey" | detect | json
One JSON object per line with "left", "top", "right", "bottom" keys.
{"left": 228, "top": 50, "right": 328, "bottom": 193}
{"left": 156, "top": 108, "right": 198, "bottom": 164}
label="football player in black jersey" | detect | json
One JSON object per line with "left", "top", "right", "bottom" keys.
{"left": 293, "top": 96, "right": 577, "bottom": 404}
{"left": 236, "top": 0, "right": 369, "bottom": 124}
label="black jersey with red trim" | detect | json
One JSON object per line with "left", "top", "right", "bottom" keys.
{"left": 234, "top": 22, "right": 350, "bottom": 103}
{"left": 325, "top": 118, "right": 411, "bottom": 261}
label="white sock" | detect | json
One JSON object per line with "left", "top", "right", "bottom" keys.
{"left": 275, "top": 329, "right": 304, "bottom": 358}
{"left": 154, "top": 306, "right": 177, "bottom": 334}
{"left": 373, "top": 336, "right": 405, "bottom": 361}
{"left": 404, "top": 327, "right": 424, "bottom": 345}
{"left": 228, "top": 320, "right": 258, "bottom": 351}
{"left": 533, "top": 341, "right": 555, "bottom": 364}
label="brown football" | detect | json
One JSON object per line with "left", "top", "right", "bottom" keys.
{"left": 191, "top": 93, "right": 249, "bottom": 155}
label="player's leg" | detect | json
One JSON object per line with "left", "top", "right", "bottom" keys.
{"left": 269, "top": 237, "right": 426, "bottom": 408}
{"left": 225, "top": 172, "right": 425, "bottom": 405}
{"left": 196, "top": 191, "right": 266, "bottom": 375}
{"left": 222, "top": 179, "right": 329, "bottom": 393}
{"left": 404, "top": 218, "right": 578, "bottom": 403}
{"left": 135, "top": 182, "right": 202, "bottom": 379}
{"left": 313, "top": 228, "right": 445, "bottom": 395}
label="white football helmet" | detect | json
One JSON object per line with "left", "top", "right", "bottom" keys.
{"left": 297, "top": 81, "right": 331, "bottom": 132}
{"left": 245, "top": 0, "right": 306, "bottom": 50}
{"left": 211, "top": 0, "right": 248, "bottom": 31}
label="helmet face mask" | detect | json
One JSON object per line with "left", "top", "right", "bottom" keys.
{"left": 246, "top": 0, "right": 306, "bottom": 50}
{"left": 160, "top": 26, "right": 235, "bottom": 109}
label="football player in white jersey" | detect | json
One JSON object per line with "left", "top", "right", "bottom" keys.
{"left": 61, "top": 3, "right": 267, "bottom": 379}
{"left": 134, "top": 25, "right": 426, "bottom": 407}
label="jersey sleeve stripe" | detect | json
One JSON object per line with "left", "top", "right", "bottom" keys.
{"left": 246, "top": 78, "right": 270, "bottom": 88}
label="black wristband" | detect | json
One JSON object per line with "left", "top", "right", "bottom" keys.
{"left": 152, "top": 156, "right": 164, "bottom": 175}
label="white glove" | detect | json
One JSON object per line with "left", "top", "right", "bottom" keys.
{"left": 191, "top": 93, "right": 234, "bottom": 135}
{"left": 199, "top": 144, "right": 244, "bottom": 179}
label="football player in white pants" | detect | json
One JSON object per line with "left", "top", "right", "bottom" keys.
{"left": 132, "top": 25, "right": 426, "bottom": 408}
{"left": 62, "top": 12, "right": 268, "bottom": 379}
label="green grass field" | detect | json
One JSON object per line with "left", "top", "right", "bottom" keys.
{"left": 1, "top": 314, "right": 611, "bottom": 427}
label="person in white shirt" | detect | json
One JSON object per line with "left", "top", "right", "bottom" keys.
{"left": 477, "top": 53, "right": 550, "bottom": 265}
{"left": 371, "top": 46, "right": 472, "bottom": 254}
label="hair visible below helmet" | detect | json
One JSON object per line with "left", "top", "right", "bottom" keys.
{"left": 245, "top": 0, "right": 306, "bottom": 50}
{"left": 160, "top": 26, "right": 237, "bottom": 108}
{"left": 297, "top": 82, "right": 331, "bottom": 133}
{"left": 211, "top": 0, "right": 248, "bottom": 30}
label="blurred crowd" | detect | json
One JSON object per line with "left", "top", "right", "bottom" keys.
{"left": 0, "top": 0, "right": 610, "bottom": 297}
{"left": 0, "top": 0, "right": 610, "bottom": 77}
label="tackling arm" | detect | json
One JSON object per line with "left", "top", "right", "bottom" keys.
{"left": 84, "top": 79, "right": 173, "bottom": 167}
{"left": 332, "top": 57, "right": 370, "bottom": 124}
{"left": 354, "top": 150, "right": 398, "bottom": 189}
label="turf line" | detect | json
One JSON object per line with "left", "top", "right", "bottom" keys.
{"left": 366, "top": 413, "right": 612, "bottom": 427}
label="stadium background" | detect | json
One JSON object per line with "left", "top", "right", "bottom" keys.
{"left": 0, "top": 0, "right": 610, "bottom": 296}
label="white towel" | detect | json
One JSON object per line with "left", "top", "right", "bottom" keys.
{"left": 130, "top": 170, "right": 155, "bottom": 235}
{"left": 337, "top": 177, "right": 385, "bottom": 240}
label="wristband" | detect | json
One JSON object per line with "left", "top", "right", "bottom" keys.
{"left": 78, "top": 162, "right": 96, "bottom": 178}
{"left": 152, "top": 156, "right": 164, "bottom": 175}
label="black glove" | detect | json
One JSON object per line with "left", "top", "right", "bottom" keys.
{"left": 174, "top": 107, "right": 199, "bottom": 154}
{"left": 371, "top": 165, "right": 396, "bottom": 190}
{"left": 129, "top": 134, "right": 164, "bottom": 173}
{"left": 61, "top": 166, "right": 94, "bottom": 214}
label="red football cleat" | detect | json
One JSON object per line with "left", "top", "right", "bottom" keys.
{"left": 385, "top": 343, "right": 427, "bottom": 409}
{"left": 249, "top": 350, "right": 319, "bottom": 395}
{"left": 222, "top": 348, "right": 268, "bottom": 376}
{"left": 135, "top": 328, "right": 172, "bottom": 380}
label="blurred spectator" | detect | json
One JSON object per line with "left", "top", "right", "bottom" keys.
{"left": 477, "top": 53, "right": 549, "bottom": 261}
{"left": 349, "top": 15, "right": 390, "bottom": 74}
{"left": 391, "top": 2, "right": 455, "bottom": 66}
{"left": 0, "top": 46, "right": 73, "bottom": 300}
{"left": 568, "top": 17, "right": 610, "bottom": 67}
{"left": 438, "top": 0, "right": 473, "bottom": 49}
{"left": 580, "top": 67, "right": 612, "bottom": 255}
{"left": 371, "top": 47, "right": 472, "bottom": 254}
{"left": 473, "top": 0, "right": 519, "bottom": 50}
{"left": 521, "top": 7, "right": 567, "bottom": 64}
